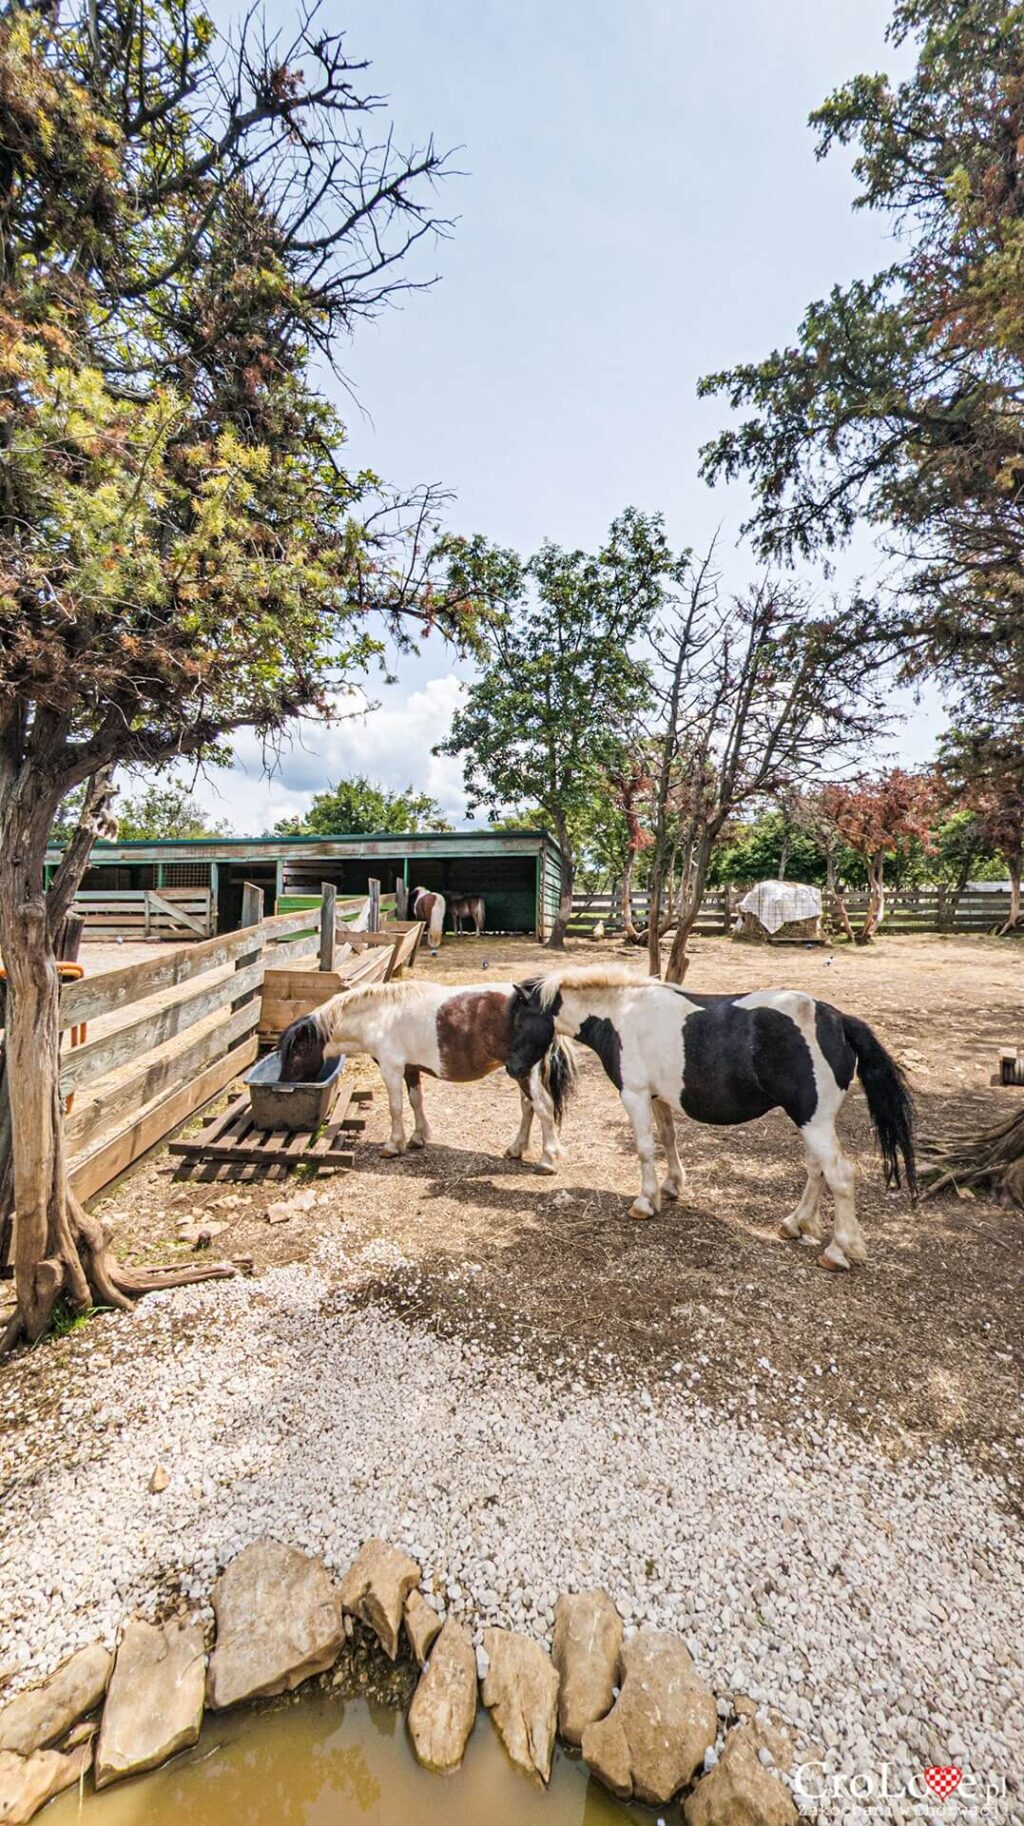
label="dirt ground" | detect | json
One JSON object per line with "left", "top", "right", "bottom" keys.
{"left": 86, "top": 930, "right": 1024, "bottom": 1472}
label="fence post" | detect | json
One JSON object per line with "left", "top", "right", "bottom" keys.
{"left": 395, "top": 876, "right": 408, "bottom": 921}
{"left": 320, "top": 882, "right": 337, "bottom": 973}
{"left": 368, "top": 878, "right": 381, "bottom": 933}
{"left": 233, "top": 881, "right": 264, "bottom": 1016}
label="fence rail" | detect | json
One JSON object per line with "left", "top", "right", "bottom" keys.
{"left": 571, "top": 886, "right": 1015, "bottom": 936}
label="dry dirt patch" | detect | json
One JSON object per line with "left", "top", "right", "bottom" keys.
{"left": 87, "top": 932, "right": 1024, "bottom": 1468}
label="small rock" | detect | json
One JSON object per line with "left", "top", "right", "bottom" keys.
{"left": 481, "top": 1628, "right": 560, "bottom": 1784}
{"left": 62, "top": 1721, "right": 97, "bottom": 1751}
{"left": 339, "top": 1539, "right": 421, "bottom": 1661}
{"left": 683, "top": 1723, "right": 798, "bottom": 1826}
{"left": 404, "top": 1592, "right": 442, "bottom": 1668}
{"left": 207, "top": 1541, "right": 344, "bottom": 1708}
{"left": 551, "top": 1589, "right": 623, "bottom": 1747}
{"left": 148, "top": 1466, "right": 170, "bottom": 1495}
{"left": 407, "top": 1618, "right": 477, "bottom": 1773}
{"left": 95, "top": 1619, "right": 205, "bottom": 1789}
{"left": 266, "top": 1189, "right": 316, "bottom": 1223}
{"left": 0, "top": 1643, "right": 112, "bottom": 1756}
{"left": 581, "top": 1629, "right": 717, "bottom": 1806}
{"left": 0, "top": 1745, "right": 92, "bottom": 1824}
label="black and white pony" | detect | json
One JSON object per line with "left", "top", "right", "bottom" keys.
{"left": 506, "top": 966, "right": 916, "bottom": 1271}
{"left": 278, "top": 979, "right": 575, "bottom": 1171}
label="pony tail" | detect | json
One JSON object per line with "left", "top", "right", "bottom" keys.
{"left": 842, "top": 1014, "right": 918, "bottom": 1201}
{"left": 429, "top": 895, "right": 445, "bottom": 947}
{"left": 541, "top": 1037, "right": 577, "bottom": 1127}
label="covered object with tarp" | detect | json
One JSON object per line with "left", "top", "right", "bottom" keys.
{"left": 737, "top": 880, "right": 823, "bottom": 942}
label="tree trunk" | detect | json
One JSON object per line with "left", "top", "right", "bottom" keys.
{"left": 546, "top": 827, "right": 574, "bottom": 950}
{"left": 619, "top": 852, "right": 642, "bottom": 943}
{"left": 857, "top": 855, "right": 885, "bottom": 943}
{"left": 824, "top": 858, "right": 856, "bottom": 944}
{"left": 664, "top": 837, "right": 714, "bottom": 983}
{"left": 0, "top": 790, "right": 235, "bottom": 1353}
{"left": 997, "top": 859, "right": 1021, "bottom": 933}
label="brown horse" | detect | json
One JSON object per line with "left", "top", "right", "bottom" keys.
{"left": 449, "top": 894, "right": 485, "bottom": 936}
{"left": 411, "top": 887, "right": 445, "bottom": 947}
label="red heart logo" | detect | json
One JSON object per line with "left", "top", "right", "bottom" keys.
{"left": 924, "top": 1766, "right": 963, "bottom": 1800}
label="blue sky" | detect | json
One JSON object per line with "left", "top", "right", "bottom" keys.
{"left": 194, "top": 0, "right": 942, "bottom": 833}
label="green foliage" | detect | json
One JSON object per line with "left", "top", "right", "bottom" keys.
{"left": 698, "top": 0, "right": 1024, "bottom": 712}
{"left": 435, "top": 510, "right": 683, "bottom": 918}
{"left": 274, "top": 775, "right": 452, "bottom": 837}
{"left": 706, "top": 812, "right": 836, "bottom": 887}
{"left": 116, "top": 785, "right": 232, "bottom": 843}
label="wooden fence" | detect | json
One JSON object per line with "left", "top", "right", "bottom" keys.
{"left": 571, "top": 886, "right": 1015, "bottom": 937}
{"left": 70, "top": 887, "right": 214, "bottom": 940}
{"left": 8, "top": 882, "right": 424, "bottom": 1204}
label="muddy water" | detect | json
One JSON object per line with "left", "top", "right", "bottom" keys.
{"left": 47, "top": 1693, "right": 651, "bottom": 1825}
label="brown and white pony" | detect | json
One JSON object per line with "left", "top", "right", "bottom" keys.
{"left": 412, "top": 887, "right": 445, "bottom": 947}
{"left": 278, "top": 979, "right": 575, "bottom": 1171}
{"left": 449, "top": 894, "right": 485, "bottom": 937}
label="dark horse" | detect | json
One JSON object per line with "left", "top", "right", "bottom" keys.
{"left": 505, "top": 966, "right": 916, "bottom": 1270}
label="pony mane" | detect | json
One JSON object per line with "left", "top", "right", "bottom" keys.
{"left": 535, "top": 964, "right": 655, "bottom": 1009}
{"left": 327, "top": 978, "right": 430, "bottom": 1016}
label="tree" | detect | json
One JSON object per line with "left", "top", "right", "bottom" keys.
{"left": 706, "top": 808, "right": 831, "bottom": 890}
{"left": 118, "top": 785, "right": 232, "bottom": 842}
{"left": 274, "top": 775, "right": 451, "bottom": 837}
{"left": 698, "top": 0, "right": 1024, "bottom": 712}
{"left": 436, "top": 511, "right": 680, "bottom": 947}
{"left": 0, "top": 0, "right": 463, "bottom": 1346}
{"left": 937, "top": 726, "right": 1024, "bottom": 931}
{"left": 816, "top": 770, "right": 938, "bottom": 942}
{"left": 637, "top": 561, "right": 888, "bottom": 980}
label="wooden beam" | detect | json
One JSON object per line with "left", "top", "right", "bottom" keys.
{"left": 60, "top": 925, "right": 259, "bottom": 1029}
{"left": 146, "top": 889, "right": 209, "bottom": 937}
{"left": 70, "top": 1034, "right": 259, "bottom": 1202}
{"left": 320, "top": 882, "right": 337, "bottom": 973}
{"left": 368, "top": 878, "right": 381, "bottom": 933}
{"left": 60, "top": 961, "right": 264, "bottom": 1094}
{"left": 66, "top": 1002, "right": 260, "bottom": 1155}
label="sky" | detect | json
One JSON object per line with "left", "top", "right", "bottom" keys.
{"left": 187, "top": 0, "right": 942, "bottom": 834}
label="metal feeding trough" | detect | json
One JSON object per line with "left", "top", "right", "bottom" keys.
{"left": 244, "top": 1050, "right": 347, "bottom": 1132}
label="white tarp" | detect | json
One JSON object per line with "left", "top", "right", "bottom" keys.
{"left": 738, "top": 879, "right": 822, "bottom": 935}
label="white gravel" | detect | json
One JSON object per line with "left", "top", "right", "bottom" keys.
{"left": 1, "top": 1242, "right": 1022, "bottom": 1824}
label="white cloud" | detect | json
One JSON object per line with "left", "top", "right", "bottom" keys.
{"left": 185, "top": 674, "right": 471, "bottom": 834}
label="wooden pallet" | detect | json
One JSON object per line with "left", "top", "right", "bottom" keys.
{"left": 169, "top": 1085, "right": 372, "bottom": 1183}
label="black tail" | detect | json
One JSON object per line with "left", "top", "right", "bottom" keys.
{"left": 842, "top": 1014, "right": 918, "bottom": 1201}
{"left": 541, "top": 1037, "right": 577, "bottom": 1127}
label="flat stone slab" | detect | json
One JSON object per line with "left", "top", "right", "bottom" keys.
{"left": 582, "top": 1628, "right": 717, "bottom": 1806}
{"left": 0, "top": 1643, "right": 112, "bottom": 1756}
{"left": 95, "top": 1619, "right": 205, "bottom": 1790}
{"left": 551, "top": 1590, "right": 622, "bottom": 1746}
{"left": 0, "top": 1745, "right": 92, "bottom": 1825}
{"left": 481, "top": 1627, "right": 559, "bottom": 1784}
{"left": 407, "top": 1618, "right": 477, "bottom": 1773}
{"left": 207, "top": 1540, "right": 344, "bottom": 1709}
{"left": 339, "top": 1539, "right": 421, "bottom": 1661}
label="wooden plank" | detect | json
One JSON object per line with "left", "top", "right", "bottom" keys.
{"left": 262, "top": 933, "right": 320, "bottom": 967}
{"left": 69, "top": 1035, "right": 258, "bottom": 1201}
{"left": 147, "top": 889, "right": 209, "bottom": 937}
{"left": 65, "top": 1000, "right": 261, "bottom": 1153}
{"left": 61, "top": 926, "right": 264, "bottom": 1028}
{"left": 60, "top": 960, "right": 264, "bottom": 1094}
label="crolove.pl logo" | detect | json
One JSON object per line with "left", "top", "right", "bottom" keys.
{"left": 793, "top": 1761, "right": 1009, "bottom": 1808}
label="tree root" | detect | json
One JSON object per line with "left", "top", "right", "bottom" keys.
{"left": 0, "top": 1190, "right": 236, "bottom": 1354}
{"left": 920, "top": 1106, "right": 1024, "bottom": 1208}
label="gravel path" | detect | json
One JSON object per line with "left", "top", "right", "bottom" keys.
{"left": 1, "top": 1244, "right": 1021, "bottom": 1823}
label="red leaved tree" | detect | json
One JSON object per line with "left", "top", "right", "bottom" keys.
{"left": 817, "top": 771, "right": 938, "bottom": 943}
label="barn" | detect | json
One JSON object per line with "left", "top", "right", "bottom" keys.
{"left": 44, "top": 828, "right": 565, "bottom": 940}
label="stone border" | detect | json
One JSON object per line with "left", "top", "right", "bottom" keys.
{"left": 0, "top": 1536, "right": 799, "bottom": 1825}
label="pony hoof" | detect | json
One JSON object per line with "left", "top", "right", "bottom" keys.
{"left": 661, "top": 1181, "right": 682, "bottom": 1202}
{"left": 408, "top": 1134, "right": 427, "bottom": 1150}
{"left": 536, "top": 1158, "right": 558, "bottom": 1176}
{"left": 629, "top": 1198, "right": 655, "bottom": 1220}
{"left": 779, "top": 1215, "right": 801, "bottom": 1240}
{"left": 842, "top": 1236, "right": 868, "bottom": 1265}
{"left": 819, "top": 1242, "right": 850, "bottom": 1272}
{"left": 504, "top": 1145, "right": 524, "bottom": 1160}
{"left": 380, "top": 1142, "right": 405, "bottom": 1159}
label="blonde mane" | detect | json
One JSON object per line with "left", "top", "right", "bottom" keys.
{"left": 536, "top": 964, "right": 658, "bottom": 1009}
{"left": 322, "top": 977, "right": 431, "bottom": 1019}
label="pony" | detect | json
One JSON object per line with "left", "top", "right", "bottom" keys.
{"left": 412, "top": 887, "right": 445, "bottom": 947}
{"left": 278, "top": 978, "right": 576, "bottom": 1170}
{"left": 449, "top": 894, "right": 485, "bottom": 937}
{"left": 505, "top": 965, "right": 916, "bottom": 1271}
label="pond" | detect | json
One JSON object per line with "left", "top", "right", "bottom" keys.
{"left": 47, "top": 1692, "right": 653, "bottom": 1825}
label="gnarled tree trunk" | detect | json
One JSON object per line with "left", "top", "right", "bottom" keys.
{"left": 999, "top": 855, "right": 1022, "bottom": 935}
{"left": 856, "top": 853, "right": 886, "bottom": 944}
{"left": 0, "top": 775, "right": 233, "bottom": 1352}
